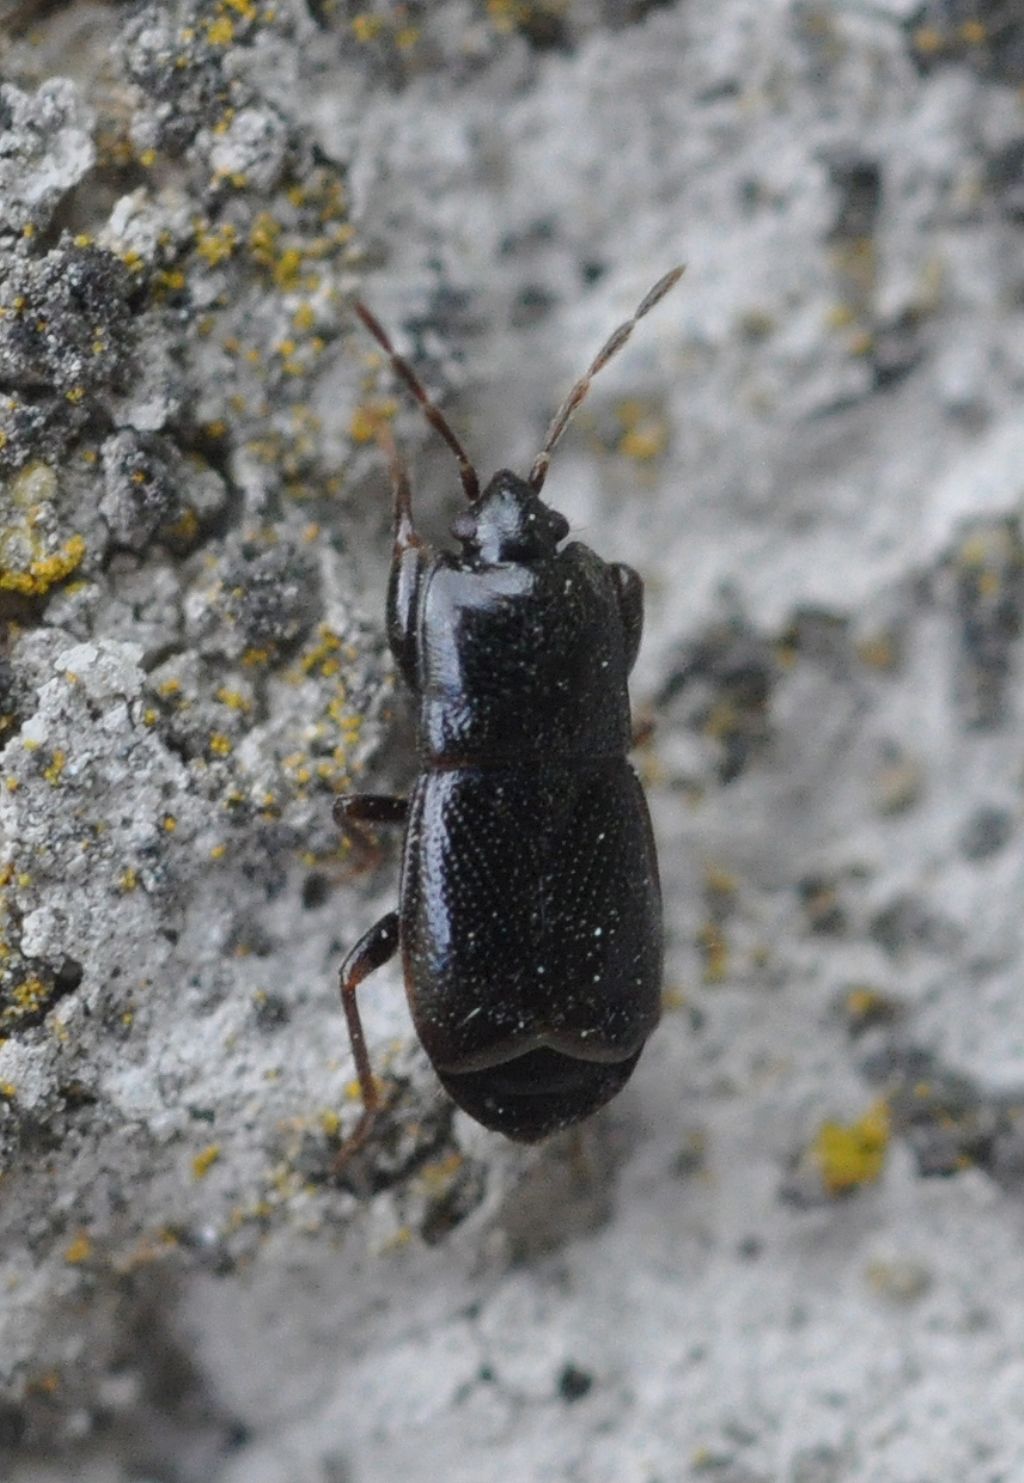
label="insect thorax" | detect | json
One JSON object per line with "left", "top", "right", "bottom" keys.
{"left": 417, "top": 543, "right": 632, "bottom": 764}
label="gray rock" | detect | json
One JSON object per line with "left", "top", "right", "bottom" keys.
{"left": 0, "top": 79, "right": 95, "bottom": 235}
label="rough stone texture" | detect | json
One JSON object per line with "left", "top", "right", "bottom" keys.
{"left": 1, "top": 2, "right": 1023, "bottom": 1480}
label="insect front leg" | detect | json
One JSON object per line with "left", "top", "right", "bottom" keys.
{"left": 333, "top": 793, "right": 408, "bottom": 871}
{"left": 333, "top": 910, "right": 400, "bottom": 1172}
{"left": 333, "top": 793, "right": 408, "bottom": 828}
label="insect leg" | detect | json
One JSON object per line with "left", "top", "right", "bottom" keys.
{"left": 333, "top": 793, "right": 408, "bottom": 872}
{"left": 333, "top": 910, "right": 400, "bottom": 1171}
{"left": 333, "top": 794, "right": 408, "bottom": 828}
{"left": 372, "top": 418, "right": 422, "bottom": 554}
{"left": 631, "top": 714, "right": 656, "bottom": 750}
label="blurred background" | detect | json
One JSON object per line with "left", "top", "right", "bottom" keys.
{"left": 1, "top": 1, "right": 1023, "bottom": 1479}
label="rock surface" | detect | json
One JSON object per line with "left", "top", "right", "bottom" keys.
{"left": 1, "top": 2, "right": 1023, "bottom": 1480}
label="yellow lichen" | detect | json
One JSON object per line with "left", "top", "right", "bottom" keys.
{"left": 215, "top": 687, "right": 252, "bottom": 713}
{"left": 617, "top": 400, "right": 668, "bottom": 462}
{"left": 912, "top": 26, "right": 944, "bottom": 53}
{"left": 487, "top": 0, "right": 520, "bottom": 31}
{"left": 352, "top": 14, "right": 383, "bottom": 41}
{"left": 0, "top": 535, "right": 86, "bottom": 596}
{"left": 301, "top": 626, "right": 342, "bottom": 676}
{"left": 697, "top": 920, "right": 727, "bottom": 984}
{"left": 619, "top": 423, "right": 667, "bottom": 462}
{"left": 5, "top": 972, "right": 49, "bottom": 1020}
{"left": 419, "top": 1151, "right": 464, "bottom": 1191}
{"left": 248, "top": 211, "right": 281, "bottom": 264}
{"left": 192, "top": 1144, "right": 222, "bottom": 1179}
{"left": 704, "top": 863, "right": 737, "bottom": 899}
{"left": 209, "top": 732, "right": 233, "bottom": 757}
{"left": 43, "top": 750, "right": 66, "bottom": 786}
{"left": 64, "top": 1234, "right": 92, "bottom": 1265}
{"left": 845, "top": 987, "right": 882, "bottom": 1020}
{"left": 152, "top": 268, "right": 186, "bottom": 295}
{"left": 813, "top": 1100, "right": 890, "bottom": 1195}
{"left": 194, "top": 221, "right": 238, "bottom": 266}
{"left": 274, "top": 248, "right": 303, "bottom": 289}
{"left": 205, "top": 15, "right": 235, "bottom": 44}
{"left": 349, "top": 404, "right": 385, "bottom": 444}
{"left": 825, "top": 302, "right": 857, "bottom": 330}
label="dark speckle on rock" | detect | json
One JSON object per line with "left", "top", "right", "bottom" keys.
{"left": 959, "top": 805, "right": 1013, "bottom": 861}
{"left": 557, "top": 1363, "right": 594, "bottom": 1402}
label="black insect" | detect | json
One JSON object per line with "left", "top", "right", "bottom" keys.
{"left": 334, "top": 267, "right": 683, "bottom": 1155}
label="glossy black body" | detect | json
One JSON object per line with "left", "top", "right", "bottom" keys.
{"left": 387, "top": 471, "right": 662, "bottom": 1140}
{"left": 337, "top": 273, "right": 681, "bottom": 1155}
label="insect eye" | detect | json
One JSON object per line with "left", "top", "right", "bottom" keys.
{"left": 450, "top": 511, "right": 477, "bottom": 545}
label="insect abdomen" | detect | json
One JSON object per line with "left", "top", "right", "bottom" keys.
{"left": 400, "top": 761, "right": 662, "bottom": 1105}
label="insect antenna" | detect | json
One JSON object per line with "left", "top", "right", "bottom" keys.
{"left": 353, "top": 301, "right": 480, "bottom": 504}
{"left": 529, "top": 265, "right": 685, "bottom": 494}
